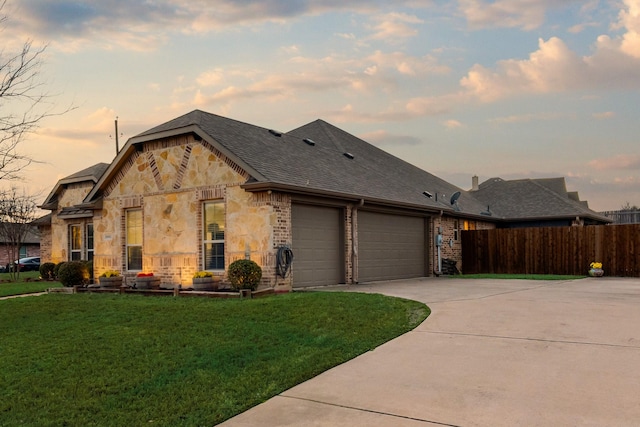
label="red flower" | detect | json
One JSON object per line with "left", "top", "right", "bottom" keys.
{"left": 136, "top": 272, "right": 154, "bottom": 277}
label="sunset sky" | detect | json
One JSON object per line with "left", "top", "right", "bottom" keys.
{"left": 3, "top": 0, "right": 639, "bottom": 211}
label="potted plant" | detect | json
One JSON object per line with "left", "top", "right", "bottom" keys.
{"left": 134, "top": 272, "right": 160, "bottom": 289}
{"left": 228, "top": 260, "right": 262, "bottom": 296}
{"left": 589, "top": 262, "right": 604, "bottom": 277}
{"left": 192, "top": 271, "right": 218, "bottom": 291}
{"left": 99, "top": 270, "right": 123, "bottom": 288}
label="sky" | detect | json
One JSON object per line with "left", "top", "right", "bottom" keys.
{"left": 2, "top": 0, "right": 639, "bottom": 212}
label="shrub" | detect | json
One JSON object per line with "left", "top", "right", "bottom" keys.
{"left": 53, "top": 262, "right": 67, "bottom": 279}
{"left": 227, "top": 259, "right": 262, "bottom": 291}
{"left": 39, "top": 262, "right": 56, "bottom": 280}
{"left": 57, "top": 261, "right": 89, "bottom": 287}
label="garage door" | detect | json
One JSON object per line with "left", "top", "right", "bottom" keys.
{"left": 292, "top": 204, "right": 343, "bottom": 288}
{"left": 358, "top": 211, "right": 426, "bottom": 282}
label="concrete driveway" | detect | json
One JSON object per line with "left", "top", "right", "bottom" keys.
{"left": 219, "top": 277, "right": 640, "bottom": 426}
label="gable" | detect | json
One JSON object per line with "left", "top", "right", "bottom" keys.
{"left": 104, "top": 135, "right": 249, "bottom": 199}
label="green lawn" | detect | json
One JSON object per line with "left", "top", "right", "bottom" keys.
{"left": 0, "top": 292, "right": 429, "bottom": 426}
{"left": 0, "top": 271, "right": 55, "bottom": 297}
{"left": 455, "top": 273, "right": 585, "bottom": 280}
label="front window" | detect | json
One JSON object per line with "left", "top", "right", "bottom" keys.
{"left": 86, "top": 224, "right": 94, "bottom": 261}
{"left": 464, "top": 220, "right": 477, "bottom": 231}
{"left": 203, "top": 201, "right": 225, "bottom": 270}
{"left": 454, "top": 220, "right": 459, "bottom": 241}
{"left": 126, "top": 209, "right": 142, "bottom": 271}
{"left": 70, "top": 225, "right": 82, "bottom": 261}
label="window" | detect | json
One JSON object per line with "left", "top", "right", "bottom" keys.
{"left": 126, "top": 209, "right": 143, "bottom": 271}
{"left": 70, "top": 225, "right": 82, "bottom": 261}
{"left": 463, "top": 220, "right": 477, "bottom": 231}
{"left": 86, "top": 224, "right": 94, "bottom": 261}
{"left": 454, "top": 220, "right": 459, "bottom": 241}
{"left": 19, "top": 246, "right": 27, "bottom": 259}
{"left": 203, "top": 201, "right": 225, "bottom": 270}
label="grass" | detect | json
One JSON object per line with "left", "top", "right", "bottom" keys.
{"left": 0, "top": 292, "right": 429, "bottom": 426}
{"left": 0, "top": 271, "right": 55, "bottom": 298}
{"left": 454, "top": 273, "right": 585, "bottom": 280}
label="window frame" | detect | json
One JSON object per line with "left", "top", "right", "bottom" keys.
{"left": 86, "top": 223, "right": 94, "bottom": 261}
{"left": 202, "top": 201, "right": 225, "bottom": 271}
{"left": 69, "top": 224, "right": 83, "bottom": 261}
{"left": 126, "top": 209, "right": 143, "bottom": 271}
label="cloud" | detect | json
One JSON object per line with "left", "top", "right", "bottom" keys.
{"left": 443, "top": 119, "right": 463, "bottom": 129}
{"left": 359, "top": 129, "right": 422, "bottom": 146}
{"left": 196, "top": 69, "right": 225, "bottom": 87}
{"left": 459, "top": 0, "right": 640, "bottom": 103}
{"left": 187, "top": 50, "right": 449, "bottom": 112}
{"left": 457, "top": 0, "right": 557, "bottom": 30}
{"left": 5, "top": 0, "right": 433, "bottom": 52}
{"left": 489, "top": 112, "right": 575, "bottom": 124}
{"left": 592, "top": 111, "right": 615, "bottom": 120}
{"left": 588, "top": 154, "right": 640, "bottom": 171}
{"left": 366, "top": 12, "right": 424, "bottom": 43}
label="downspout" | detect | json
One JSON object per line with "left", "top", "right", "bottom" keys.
{"left": 352, "top": 199, "right": 364, "bottom": 284}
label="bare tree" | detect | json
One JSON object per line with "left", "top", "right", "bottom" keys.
{"left": 0, "top": 187, "right": 38, "bottom": 280}
{"left": 1, "top": 1, "right": 71, "bottom": 181}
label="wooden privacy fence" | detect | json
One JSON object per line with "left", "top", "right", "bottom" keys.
{"left": 462, "top": 225, "right": 640, "bottom": 277}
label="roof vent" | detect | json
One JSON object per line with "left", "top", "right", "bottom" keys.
{"left": 303, "top": 138, "right": 316, "bottom": 146}
{"left": 423, "top": 191, "right": 433, "bottom": 199}
{"left": 343, "top": 152, "right": 354, "bottom": 160}
{"left": 268, "top": 129, "right": 283, "bottom": 137}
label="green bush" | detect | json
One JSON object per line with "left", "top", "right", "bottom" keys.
{"left": 53, "top": 262, "right": 67, "bottom": 279}
{"left": 57, "top": 261, "right": 89, "bottom": 287}
{"left": 227, "top": 259, "right": 262, "bottom": 291}
{"left": 39, "top": 262, "right": 56, "bottom": 280}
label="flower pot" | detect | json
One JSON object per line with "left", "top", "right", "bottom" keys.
{"left": 192, "top": 277, "right": 218, "bottom": 291}
{"left": 588, "top": 268, "right": 604, "bottom": 277}
{"left": 99, "top": 276, "right": 123, "bottom": 288}
{"left": 134, "top": 276, "right": 161, "bottom": 289}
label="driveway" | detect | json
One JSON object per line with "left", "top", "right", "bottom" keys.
{"left": 220, "top": 277, "right": 640, "bottom": 426}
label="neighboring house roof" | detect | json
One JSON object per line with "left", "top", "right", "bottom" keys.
{"left": 85, "top": 110, "right": 492, "bottom": 218}
{"left": 40, "top": 163, "right": 110, "bottom": 210}
{"left": 471, "top": 177, "right": 611, "bottom": 223}
{"left": 0, "top": 223, "right": 40, "bottom": 244}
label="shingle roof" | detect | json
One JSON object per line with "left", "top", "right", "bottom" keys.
{"left": 472, "top": 177, "right": 610, "bottom": 223}
{"left": 40, "top": 163, "right": 110, "bottom": 210}
{"left": 136, "top": 110, "right": 491, "bottom": 216}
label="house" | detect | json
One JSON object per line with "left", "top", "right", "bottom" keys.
{"left": 469, "top": 176, "right": 611, "bottom": 228}
{"left": 0, "top": 223, "right": 40, "bottom": 268}
{"left": 38, "top": 110, "right": 608, "bottom": 289}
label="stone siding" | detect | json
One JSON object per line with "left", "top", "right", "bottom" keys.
{"left": 92, "top": 135, "right": 290, "bottom": 290}
{"left": 49, "top": 183, "right": 94, "bottom": 264}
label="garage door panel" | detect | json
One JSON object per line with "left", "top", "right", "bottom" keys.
{"left": 359, "top": 211, "right": 425, "bottom": 282}
{"left": 292, "top": 204, "right": 342, "bottom": 288}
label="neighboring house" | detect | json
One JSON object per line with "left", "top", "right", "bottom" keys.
{"left": 469, "top": 176, "right": 611, "bottom": 228}
{"left": 0, "top": 223, "right": 40, "bottom": 267}
{"left": 601, "top": 209, "right": 640, "bottom": 224}
{"left": 38, "top": 110, "right": 607, "bottom": 289}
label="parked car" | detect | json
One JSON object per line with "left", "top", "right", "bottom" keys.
{"left": 12, "top": 257, "right": 41, "bottom": 272}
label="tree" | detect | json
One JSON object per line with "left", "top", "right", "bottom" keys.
{"left": 0, "top": 187, "right": 38, "bottom": 280}
{"left": 620, "top": 202, "right": 639, "bottom": 212}
{"left": 1, "top": 0, "right": 70, "bottom": 181}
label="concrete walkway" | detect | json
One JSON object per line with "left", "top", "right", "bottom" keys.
{"left": 220, "top": 277, "right": 640, "bottom": 426}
